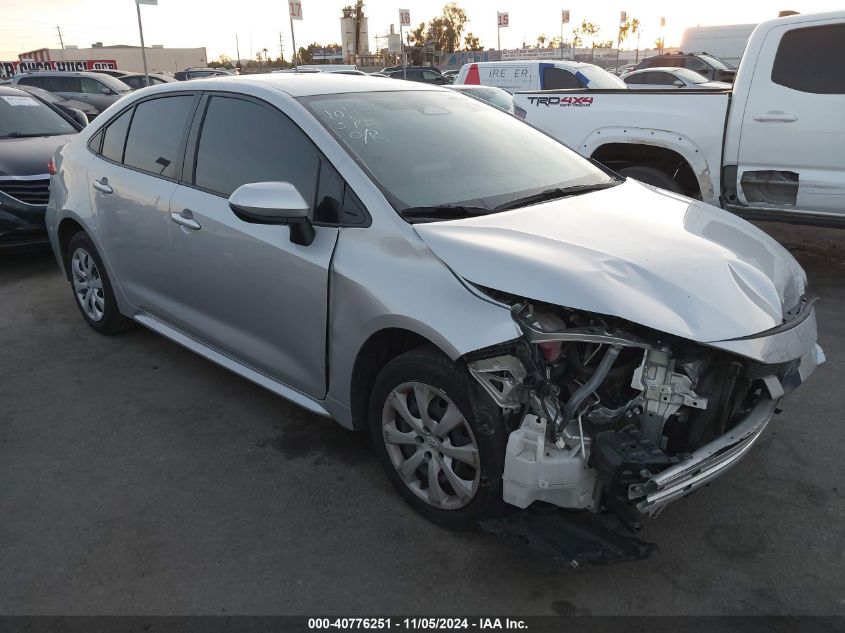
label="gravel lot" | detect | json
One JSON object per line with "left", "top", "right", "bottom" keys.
{"left": 1, "top": 221, "right": 844, "bottom": 616}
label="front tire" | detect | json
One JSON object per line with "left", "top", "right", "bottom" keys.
{"left": 368, "top": 346, "right": 509, "bottom": 530}
{"left": 618, "top": 165, "right": 684, "bottom": 194}
{"left": 65, "top": 231, "right": 132, "bottom": 335}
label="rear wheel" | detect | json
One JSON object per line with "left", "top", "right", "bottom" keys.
{"left": 368, "top": 346, "right": 509, "bottom": 530}
{"left": 618, "top": 165, "right": 684, "bottom": 194}
{"left": 65, "top": 231, "right": 132, "bottom": 335}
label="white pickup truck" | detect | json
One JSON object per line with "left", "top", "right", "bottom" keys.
{"left": 513, "top": 11, "right": 845, "bottom": 226}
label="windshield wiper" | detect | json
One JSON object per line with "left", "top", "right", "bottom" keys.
{"left": 495, "top": 181, "right": 620, "bottom": 212}
{"left": 0, "top": 132, "right": 61, "bottom": 139}
{"left": 399, "top": 204, "right": 494, "bottom": 223}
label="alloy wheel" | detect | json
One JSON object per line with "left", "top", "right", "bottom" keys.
{"left": 381, "top": 381, "right": 480, "bottom": 510}
{"left": 71, "top": 247, "right": 105, "bottom": 322}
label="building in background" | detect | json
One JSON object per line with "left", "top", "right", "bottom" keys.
{"left": 16, "top": 44, "right": 207, "bottom": 74}
{"left": 679, "top": 24, "right": 757, "bottom": 66}
{"left": 340, "top": 2, "right": 369, "bottom": 64}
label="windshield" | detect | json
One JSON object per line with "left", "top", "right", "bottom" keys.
{"left": 574, "top": 66, "right": 627, "bottom": 89}
{"left": 451, "top": 86, "right": 513, "bottom": 110}
{"left": 0, "top": 93, "right": 76, "bottom": 138}
{"left": 301, "top": 90, "right": 615, "bottom": 215}
{"left": 95, "top": 74, "right": 132, "bottom": 93}
{"left": 699, "top": 54, "right": 735, "bottom": 71}
{"left": 673, "top": 68, "right": 709, "bottom": 84}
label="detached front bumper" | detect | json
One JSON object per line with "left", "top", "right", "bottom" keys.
{"left": 633, "top": 339, "right": 824, "bottom": 516}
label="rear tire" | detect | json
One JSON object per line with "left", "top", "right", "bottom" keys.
{"left": 65, "top": 231, "right": 132, "bottom": 335}
{"left": 618, "top": 165, "right": 684, "bottom": 194}
{"left": 368, "top": 346, "right": 510, "bottom": 530}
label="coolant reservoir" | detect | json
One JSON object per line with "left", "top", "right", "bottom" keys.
{"left": 503, "top": 416, "right": 599, "bottom": 511}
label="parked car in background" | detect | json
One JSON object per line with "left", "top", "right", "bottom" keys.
{"left": 456, "top": 60, "right": 626, "bottom": 93}
{"left": 174, "top": 68, "right": 235, "bottom": 80}
{"left": 381, "top": 65, "right": 443, "bottom": 75}
{"left": 10, "top": 71, "right": 131, "bottom": 114}
{"left": 631, "top": 52, "right": 737, "bottom": 83}
{"left": 89, "top": 69, "right": 131, "bottom": 79}
{"left": 45, "top": 74, "right": 821, "bottom": 532}
{"left": 15, "top": 84, "right": 97, "bottom": 125}
{"left": 120, "top": 73, "right": 177, "bottom": 89}
{"left": 386, "top": 67, "right": 450, "bottom": 84}
{"left": 513, "top": 11, "right": 845, "bottom": 226}
{"left": 680, "top": 23, "right": 758, "bottom": 68}
{"left": 442, "top": 69, "right": 460, "bottom": 80}
{"left": 0, "top": 86, "right": 80, "bottom": 250}
{"left": 623, "top": 67, "right": 732, "bottom": 90}
{"left": 613, "top": 63, "right": 637, "bottom": 76}
{"left": 447, "top": 84, "right": 513, "bottom": 110}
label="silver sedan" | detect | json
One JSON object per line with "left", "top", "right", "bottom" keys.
{"left": 45, "top": 74, "right": 821, "bottom": 532}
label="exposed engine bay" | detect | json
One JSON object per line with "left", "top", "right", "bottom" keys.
{"left": 466, "top": 300, "right": 810, "bottom": 526}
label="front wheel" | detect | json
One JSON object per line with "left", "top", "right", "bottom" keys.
{"left": 368, "top": 346, "right": 509, "bottom": 530}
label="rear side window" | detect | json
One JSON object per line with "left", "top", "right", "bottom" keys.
{"left": 80, "top": 77, "right": 106, "bottom": 94}
{"left": 123, "top": 96, "right": 193, "bottom": 178}
{"left": 46, "top": 76, "right": 80, "bottom": 92}
{"left": 100, "top": 109, "right": 132, "bottom": 163}
{"left": 625, "top": 73, "right": 648, "bottom": 85}
{"left": 193, "top": 96, "right": 319, "bottom": 200}
{"left": 771, "top": 24, "right": 845, "bottom": 94}
{"left": 542, "top": 67, "right": 580, "bottom": 90}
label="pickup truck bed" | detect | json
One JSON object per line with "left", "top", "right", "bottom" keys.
{"left": 513, "top": 89, "right": 731, "bottom": 206}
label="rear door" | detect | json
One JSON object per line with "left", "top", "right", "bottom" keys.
{"left": 89, "top": 93, "right": 197, "bottom": 322}
{"left": 735, "top": 21, "right": 845, "bottom": 215}
{"left": 169, "top": 93, "right": 339, "bottom": 398}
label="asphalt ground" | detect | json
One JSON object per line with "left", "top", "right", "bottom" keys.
{"left": 1, "top": 221, "right": 843, "bottom": 615}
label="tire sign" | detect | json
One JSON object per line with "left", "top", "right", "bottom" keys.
{"left": 497, "top": 12, "right": 509, "bottom": 28}
{"left": 399, "top": 9, "right": 411, "bottom": 27}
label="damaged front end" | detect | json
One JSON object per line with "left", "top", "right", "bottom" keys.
{"left": 466, "top": 299, "right": 823, "bottom": 526}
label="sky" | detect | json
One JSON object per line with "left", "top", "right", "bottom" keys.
{"left": 2, "top": 0, "right": 843, "bottom": 61}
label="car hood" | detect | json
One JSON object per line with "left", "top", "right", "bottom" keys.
{"left": 0, "top": 134, "right": 76, "bottom": 177}
{"left": 414, "top": 180, "right": 805, "bottom": 343}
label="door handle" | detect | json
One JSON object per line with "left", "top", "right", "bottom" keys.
{"left": 92, "top": 178, "right": 113, "bottom": 194}
{"left": 170, "top": 211, "right": 201, "bottom": 230}
{"left": 753, "top": 111, "right": 798, "bottom": 123}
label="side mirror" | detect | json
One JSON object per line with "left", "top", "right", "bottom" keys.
{"left": 672, "top": 79, "right": 685, "bottom": 87}
{"left": 63, "top": 106, "right": 88, "bottom": 128}
{"left": 229, "top": 182, "right": 315, "bottom": 246}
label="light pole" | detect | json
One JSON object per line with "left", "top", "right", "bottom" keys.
{"left": 135, "top": 0, "right": 157, "bottom": 87}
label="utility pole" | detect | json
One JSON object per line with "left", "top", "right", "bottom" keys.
{"left": 135, "top": 0, "right": 150, "bottom": 87}
{"left": 279, "top": 32, "right": 285, "bottom": 65}
{"left": 236, "top": 34, "right": 241, "bottom": 69}
{"left": 56, "top": 26, "right": 65, "bottom": 49}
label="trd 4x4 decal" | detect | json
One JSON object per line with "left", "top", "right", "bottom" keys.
{"left": 527, "top": 96, "right": 594, "bottom": 108}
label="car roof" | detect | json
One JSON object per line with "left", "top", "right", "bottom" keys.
{"left": 460, "top": 60, "right": 597, "bottom": 68}
{"left": 137, "top": 73, "right": 442, "bottom": 98}
{"left": 626, "top": 67, "right": 683, "bottom": 74}
{"left": 14, "top": 70, "right": 110, "bottom": 77}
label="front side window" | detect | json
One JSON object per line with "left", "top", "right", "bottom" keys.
{"left": 772, "top": 24, "right": 845, "bottom": 94}
{"left": 0, "top": 92, "right": 76, "bottom": 138}
{"left": 123, "top": 96, "right": 193, "bottom": 178}
{"left": 80, "top": 77, "right": 107, "bottom": 94}
{"left": 649, "top": 72, "right": 678, "bottom": 85}
{"left": 301, "top": 90, "right": 615, "bottom": 216}
{"left": 193, "top": 96, "right": 319, "bottom": 199}
{"left": 624, "top": 73, "right": 648, "bottom": 85}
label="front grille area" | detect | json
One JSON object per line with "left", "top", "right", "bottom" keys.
{"left": 0, "top": 178, "right": 50, "bottom": 206}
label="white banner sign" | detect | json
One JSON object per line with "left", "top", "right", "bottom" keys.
{"left": 289, "top": 1, "right": 303, "bottom": 20}
{"left": 561, "top": 9, "right": 570, "bottom": 24}
{"left": 399, "top": 9, "right": 411, "bottom": 27}
{"left": 620, "top": 10, "right": 627, "bottom": 24}
{"left": 497, "top": 12, "right": 509, "bottom": 28}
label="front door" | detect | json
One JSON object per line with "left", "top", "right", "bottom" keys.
{"left": 735, "top": 21, "right": 845, "bottom": 215}
{"left": 170, "top": 94, "right": 338, "bottom": 398}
